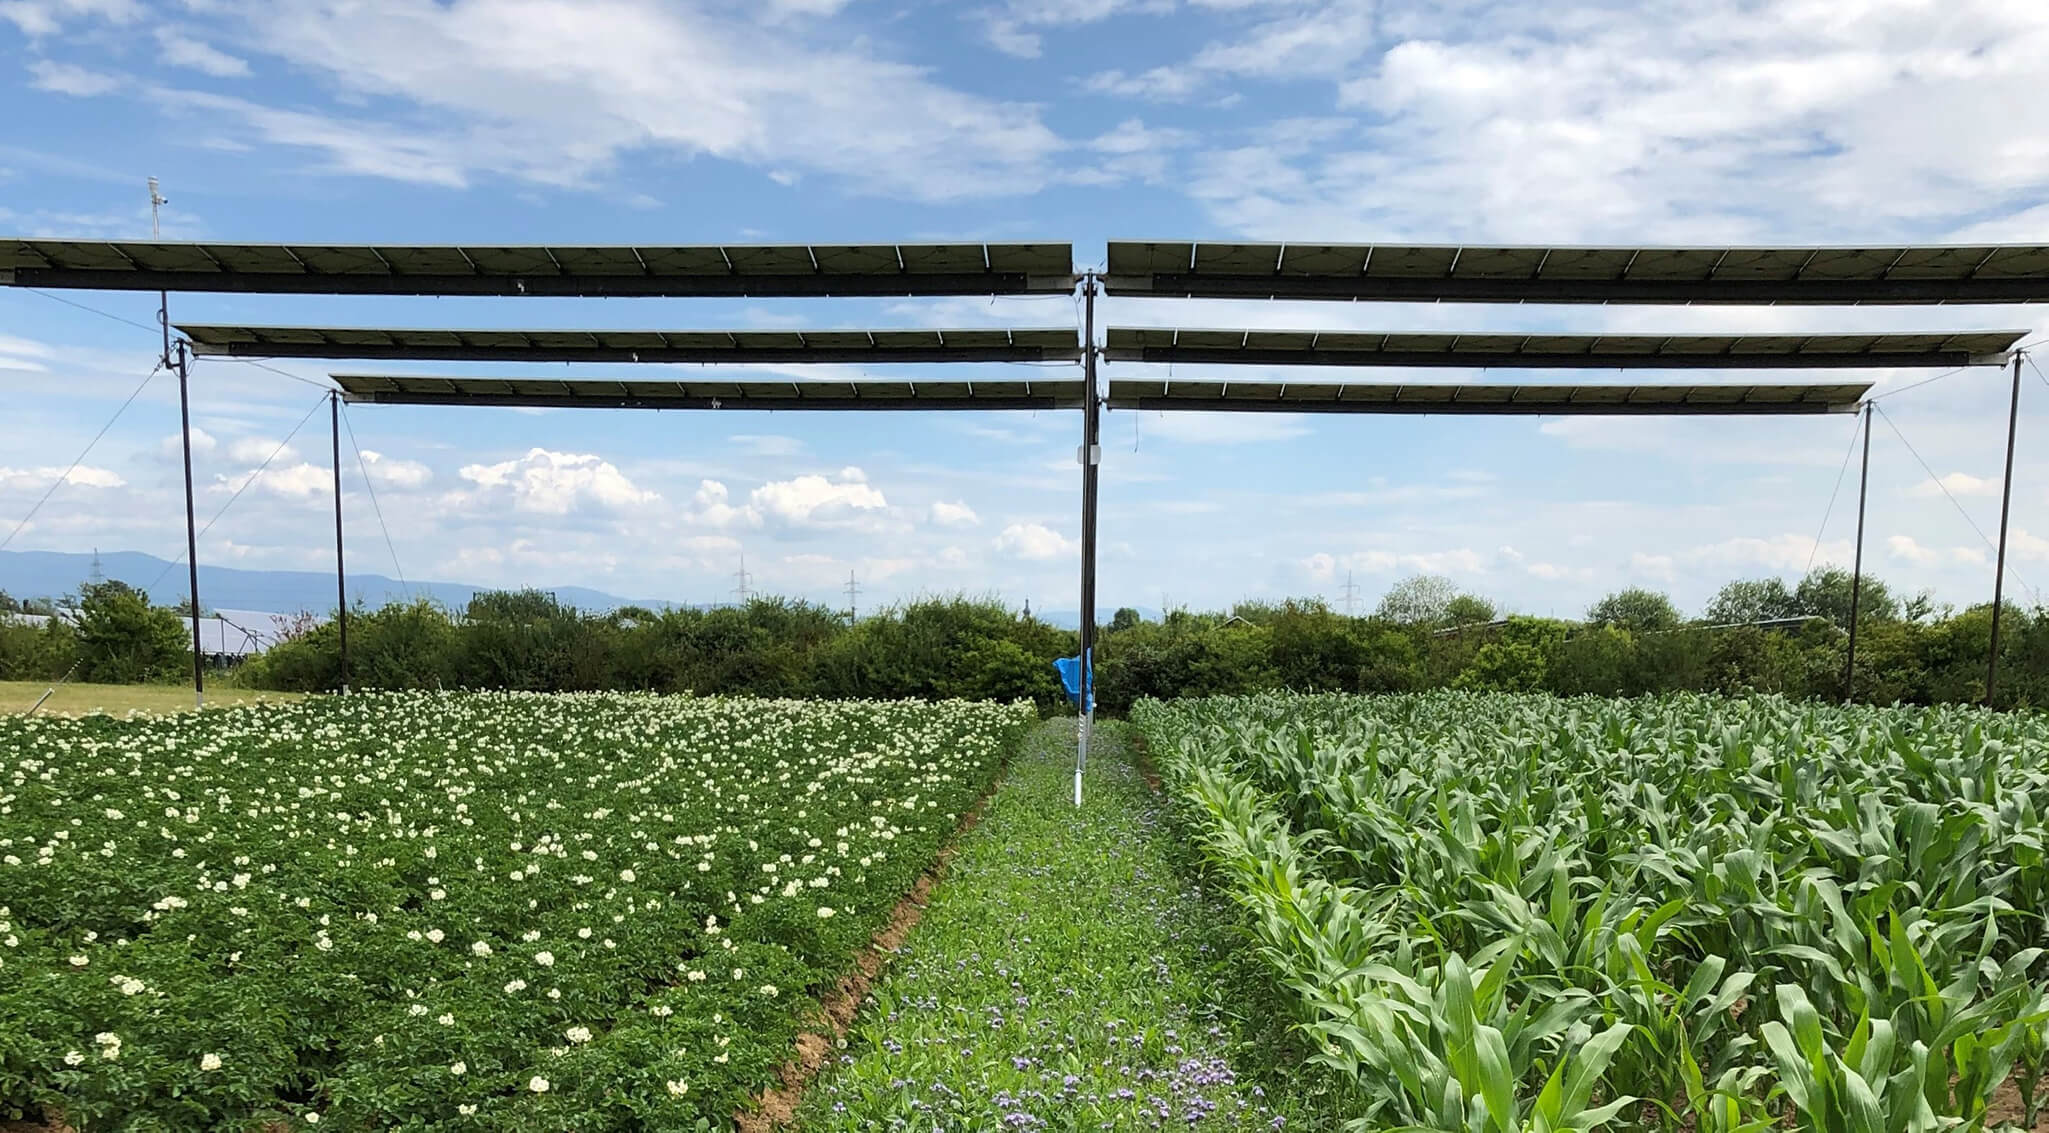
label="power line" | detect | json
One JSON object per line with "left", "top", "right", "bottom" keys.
{"left": 0, "top": 363, "right": 161, "bottom": 554}
{"left": 844, "top": 569, "right": 861, "bottom": 620}
{"left": 1806, "top": 410, "right": 1866, "bottom": 573}
{"left": 732, "top": 552, "right": 753, "bottom": 605}
{"left": 339, "top": 401, "right": 412, "bottom": 601}
{"left": 144, "top": 392, "right": 330, "bottom": 595}
{"left": 1874, "top": 403, "right": 2039, "bottom": 603}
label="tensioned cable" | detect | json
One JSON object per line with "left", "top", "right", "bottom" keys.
{"left": 1874, "top": 403, "right": 2039, "bottom": 603}
{"left": 0, "top": 363, "right": 161, "bottom": 554}
{"left": 20, "top": 287, "right": 335, "bottom": 391}
{"left": 1868, "top": 363, "right": 1973, "bottom": 403}
{"left": 1806, "top": 410, "right": 1867, "bottom": 574}
{"left": 339, "top": 401, "right": 412, "bottom": 601}
{"left": 144, "top": 392, "right": 331, "bottom": 595}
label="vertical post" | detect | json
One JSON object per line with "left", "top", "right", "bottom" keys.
{"left": 175, "top": 340, "right": 204, "bottom": 707}
{"left": 331, "top": 392, "right": 349, "bottom": 693}
{"left": 1076, "top": 274, "right": 1100, "bottom": 806}
{"left": 1988, "top": 353, "right": 2023, "bottom": 706}
{"left": 1844, "top": 403, "right": 1872, "bottom": 700}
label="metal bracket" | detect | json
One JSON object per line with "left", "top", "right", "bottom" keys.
{"left": 1076, "top": 443, "right": 1101, "bottom": 466}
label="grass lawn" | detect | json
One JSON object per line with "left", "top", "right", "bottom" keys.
{"left": 0, "top": 679, "right": 307, "bottom": 716}
{"left": 799, "top": 718, "right": 1320, "bottom": 1131}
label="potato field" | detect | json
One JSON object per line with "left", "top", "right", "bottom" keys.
{"left": 1136, "top": 691, "right": 2049, "bottom": 1133}
{"left": 0, "top": 692, "right": 1031, "bottom": 1130}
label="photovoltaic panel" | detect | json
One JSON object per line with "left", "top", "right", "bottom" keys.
{"left": 331, "top": 374, "right": 1086, "bottom": 411}
{"left": 1, "top": 240, "right": 1076, "bottom": 296}
{"left": 1103, "top": 241, "right": 2049, "bottom": 304}
{"left": 179, "top": 325, "right": 1082, "bottom": 363}
{"left": 1104, "top": 327, "right": 2023, "bottom": 369}
{"left": 1105, "top": 379, "right": 1871, "bottom": 415}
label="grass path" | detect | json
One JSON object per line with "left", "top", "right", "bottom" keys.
{"left": 0, "top": 679, "right": 305, "bottom": 716}
{"left": 797, "top": 718, "right": 1294, "bottom": 1132}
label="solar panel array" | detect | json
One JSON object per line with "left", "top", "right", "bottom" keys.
{"left": 1104, "top": 241, "right": 2049, "bottom": 304}
{"left": 4, "top": 240, "right": 1077, "bottom": 296}
{"left": 334, "top": 374, "right": 1084, "bottom": 411}
{"left": 1106, "top": 379, "right": 1871, "bottom": 415}
{"left": 1105, "top": 327, "right": 2023, "bottom": 369}
{"left": 180, "top": 325, "right": 1080, "bottom": 364}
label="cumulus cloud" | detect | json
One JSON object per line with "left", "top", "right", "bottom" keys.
{"left": 930, "top": 500, "right": 980, "bottom": 527}
{"left": 457, "top": 448, "right": 659, "bottom": 514}
{"left": 749, "top": 470, "right": 886, "bottom": 527}
{"left": 1911, "top": 472, "right": 2000, "bottom": 499}
{"left": 228, "top": 437, "right": 298, "bottom": 466}
{"left": 995, "top": 522, "right": 1074, "bottom": 560}
{"left": 358, "top": 450, "right": 431, "bottom": 489}
{"left": 0, "top": 464, "right": 125, "bottom": 489}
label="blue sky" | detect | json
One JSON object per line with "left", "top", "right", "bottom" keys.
{"left": 4, "top": 0, "right": 2049, "bottom": 619}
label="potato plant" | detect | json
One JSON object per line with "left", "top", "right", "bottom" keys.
{"left": 0, "top": 691, "right": 1031, "bottom": 1130}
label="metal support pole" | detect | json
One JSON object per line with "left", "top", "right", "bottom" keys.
{"left": 1076, "top": 274, "right": 1100, "bottom": 806}
{"left": 1844, "top": 404, "right": 1872, "bottom": 699}
{"left": 1988, "top": 353, "right": 2023, "bottom": 706}
{"left": 175, "top": 340, "right": 204, "bottom": 707}
{"left": 331, "top": 392, "right": 349, "bottom": 693}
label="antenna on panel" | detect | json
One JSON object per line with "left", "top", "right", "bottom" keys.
{"left": 148, "top": 177, "right": 167, "bottom": 237}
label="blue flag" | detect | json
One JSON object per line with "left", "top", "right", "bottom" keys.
{"left": 1053, "top": 651, "right": 1094, "bottom": 713}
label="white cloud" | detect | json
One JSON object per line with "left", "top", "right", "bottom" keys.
{"left": 358, "top": 450, "right": 431, "bottom": 489}
{"left": 0, "top": 333, "right": 54, "bottom": 372}
{"left": 1184, "top": 1, "right": 2049, "bottom": 241}
{"left": 1305, "top": 547, "right": 1490, "bottom": 579}
{"left": 1911, "top": 471, "right": 2000, "bottom": 499}
{"left": 1629, "top": 552, "right": 1677, "bottom": 583}
{"left": 144, "top": 0, "right": 1068, "bottom": 201}
{"left": 689, "top": 480, "right": 757, "bottom": 529}
{"left": 748, "top": 471, "right": 886, "bottom": 527}
{"left": 228, "top": 437, "right": 298, "bottom": 466}
{"left": 994, "top": 521, "right": 1074, "bottom": 560}
{"left": 2, "top": 0, "right": 139, "bottom": 36}
{"left": 1139, "top": 411, "right": 1311, "bottom": 444}
{"left": 0, "top": 464, "right": 125, "bottom": 489}
{"left": 27, "top": 60, "right": 122, "bottom": 96}
{"left": 457, "top": 448, "right": 658, "bottom": 514}
{"left": 161, "top": 428, "right": 218, "bottom": 457}
{"left": 156, "top": 28, "right": 252, "bottom": 77}
{"left": 930, "top": 500, "right": 981, "bottom": 527}
{"left": 729, "top": 434, "right": 806, "bottom": 458}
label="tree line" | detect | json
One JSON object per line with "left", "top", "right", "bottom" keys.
{"left": 3, "top": 568, "right": 2047, "bottom": 710}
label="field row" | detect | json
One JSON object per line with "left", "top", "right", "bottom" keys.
{"left": 1136, "top": 691, "right": 2049, "bottom": 1133}
{"left": 0, "top": 692, "right": 1033, "bottom": 1131}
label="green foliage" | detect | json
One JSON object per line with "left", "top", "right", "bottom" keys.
{"left": 74, "top": 581, "right": 188, "bottom": 684}
{"left": 1588, "top": 587, "right": 1681, "bottom": 632}
{"left": 1139, "top": 690, "right": 2049, "bottom": 1133}
{"left": 0, "top": 616, "right": 77, "bottom": 681}
{"left": 1379, "top": 575, "right": 1463, "bottom": 625}
{"left": 0, "top": 692, "right": 1033, "bottom": 1129}
{"left": 1704, "top": 578, "right": 1801, "bottom": 625}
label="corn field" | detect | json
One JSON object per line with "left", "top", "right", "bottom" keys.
{"left": 1133, "top": 691, "right": 2049, "bottom": 1133}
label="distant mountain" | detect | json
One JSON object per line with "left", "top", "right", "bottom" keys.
{"left": 0, "top": 550, "right": 679, "bottom": 615}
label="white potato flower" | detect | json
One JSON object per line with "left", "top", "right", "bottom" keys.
{"left": 529, "top": 1076, "right": 549, "bottom": 1094}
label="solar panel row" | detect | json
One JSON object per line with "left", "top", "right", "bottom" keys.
{"left": 1104, "top": 327, "right": 2023, "bottom": 369}
{"left": 179, "top": 325, "right": 1082, "bottom": 364}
